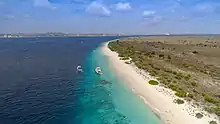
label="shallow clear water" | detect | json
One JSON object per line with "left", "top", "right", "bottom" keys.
{"left": 82, "top": 47, "right": 163, "bottom": 124}
{"left": 0, "top": 37, "right": 162, "bottom": 124}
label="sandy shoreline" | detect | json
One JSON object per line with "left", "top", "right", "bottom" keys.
{"left": 102, "top": 41, "right": 220, "bottom": 124}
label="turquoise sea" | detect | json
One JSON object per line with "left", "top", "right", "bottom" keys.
{"left": 79, "top": 45, "right": 163, "bottom": 124}
{"left": 0, "top": 37, "right": 162, "bottom": 124}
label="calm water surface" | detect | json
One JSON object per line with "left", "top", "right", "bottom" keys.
{"left": 0, "top": 37, "right": 162, "bottom": 124}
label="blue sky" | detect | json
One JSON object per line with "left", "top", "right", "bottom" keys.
{"left": 0, "top": 0, "right": 220, "bottom": 34}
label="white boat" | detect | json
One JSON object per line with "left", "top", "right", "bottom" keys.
{"left": 165, "top": 32, "right": 171, "bottom": 35}
{"left": 95, "top": 67, "right": 103, "bottom": 75}
{"left": 76, "top": 65, "right": 83, "bottom": 72}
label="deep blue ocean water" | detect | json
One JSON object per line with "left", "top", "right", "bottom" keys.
{"left": 0, "top": 37, "right": 162, "bottom": 124}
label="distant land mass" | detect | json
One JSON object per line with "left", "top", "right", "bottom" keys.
{"left": 0, "top": 32, "right": 131, "bottom": 38}
{"left": 1, "top": 32, "right": 220, "bottom": 38}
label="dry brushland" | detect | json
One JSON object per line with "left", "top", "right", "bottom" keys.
{"left": 108, "top": 36, "right": 220, "bottom": 118}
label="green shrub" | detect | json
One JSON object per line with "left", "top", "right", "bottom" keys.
{"left": 215, "top": 106, "right": 220, "bottom": 115}
{"left": 160, "top": 79, "right": 169, "bottom": 85}
{"left": 204, "top": 95, "right": 218, "bottom": 104}
{"left": 175, "top": 72, "right": 183, "bottom": 80}
{"left": 193, "top": 89, "right": 199, "bottom": 93}
{"left": 151, "top": 51, "right": 156, "bottom": 55}
{"left": 168, "top": 55, "right": 171, "bottom": 59}
{"left": 205, "top": 107, "right": 215, "bottom": 113}
{"left": 167, "top": 79, "right": 172, "bottom": 83}
{"left": 209, "top": 121, "right": 217, "bottom": 124}
{"left": 175, "top": 90, "right": 187, "bottom": 97}
{"left": 183, "top": 63, "right": 190, "bottom": 68}
{"left": 159, "top": 54, "right": 164, "bottom": 58}
{"left": 174, "top": 99, "right": 184, "bottom": 104}
{"left": 150, "top": 70, "right": 158, "bottom": 76}
{"left": 157, "top": 77, "right": 162, "bottom": 81}
{"left": 192, "top": 51, "right": 198, "bottom": 54}
{"left": 184, "top": 74, "right": 191, "bottom": 81}
{"left": 172, "top": 71, "right": 177, "bottom": 75}
{"left": 172, "top": 80, "right": 177, "bottom": 84}
{"left": 188, "top": 93, "right": 193, "bottom": 98}
{"left": 118, "top": 54, "right": 125, "bottom": 57}
{"left": 163, "top": 76, "right": 168, "bottom": 80}
{"left": 120, "top": 57, "right": 129, "bottom": 60}
{"left": 151, "top": 64, "right": 161, "bottom": 70}
{"left": 164, "top": 69, "right": 172, "bottom": 73}
{"left": 195, "top": 113, "right": 203, "bottom": 119}
{"left": 168, "top": 84, "right": 178, "bottom": 91}
{"left": 148, "top": 80, "right": 159, "bottom": 85}
{"left": 205, "top": 106, "right": 220, "bottom": 116}
{"left": 191, "top": 81, "right": 198, "bottom": 87}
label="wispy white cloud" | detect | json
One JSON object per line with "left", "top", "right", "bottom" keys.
{"left": 86, "top": 1, "right": 111, "bottom": 17}
{"left": 4, "top": 14, "right": 15, "bottom": 20}
{"left": 142, "top": 10, "right": 164, "bottom": 25}
{"left": 1, "top": 0, "right": 220, "bottom": 34}
{"left": 170, "top": 1, "right": 180, "bottom": 13}
{"left": 71, "top": 0, "right": 90, "bottom": 4}
{"left": 115, "top": 2, "right": 131, "bottom": 11}
{"left": 33, "top": 0, "right": 56, "bottom": 9}
{"left": 150, "top": 16, "right": 164, "bottom": 24}
{"left": 193, "top": 3, "right": 220, "bottom": 16}
{"left": 142, "top": 10, "right": 156, "bottom": 18}
{"left": 195, "top": 3, "right": 213, "bottom": 13}
{"left": 180, "top": 15, "right": 188, "bottom": 21}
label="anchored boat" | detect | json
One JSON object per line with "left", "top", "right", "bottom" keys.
{"left": 95, "top": 67, "right": 103, "bottom": 75}
{"left": 76, "top": 65, "right": 83, "bottom": 72}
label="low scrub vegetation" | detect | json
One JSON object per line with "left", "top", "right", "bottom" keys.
{"left": 175, "top": 72, "right": 184, "bottom": 80}
{"left": 168, "top": 84, "right": 187, "bottom": 98}
{"left": 175, "top": 91, "right": 187, "bottom": 97}
{"left": 204, "top": 95, "right": 219, "bottom": 104}
{"left": 187, "top": 93, "right": 193, "bottom": 98}
{"left": 184, "top": 74, "right": 191, "bottom": 81}
{"left": 108, "top": 38, "right": 220, "bottom": 116}
{"left": 192, "top": 51, "right": 198, "bottom": 54}
{"left": 206, "top": 106, "right": 220, "bottom": 116}
{"left": 191, "top": 81, "right": 198, "bottom": 87}
{"left": 195, "top": 113, "right": 203, "bottom": 119}
{"left": 120, "top": 57, "right": 129, "bottom": 60}
{"left": 209, "top": 121, "right": 217, "bottom": 124}
{"left": 174, "top": 99, "right": 184, "bottom": 104}
{"left": 148, "top": 80, "right": 159, "bottom": 85}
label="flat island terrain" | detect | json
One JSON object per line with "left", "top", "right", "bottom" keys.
{"left": 107, "top": 36, "right": 220, "bottom": 124}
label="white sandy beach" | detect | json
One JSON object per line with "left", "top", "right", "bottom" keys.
{"left": 102, "top": 42, "right": 220, "bottom": 124}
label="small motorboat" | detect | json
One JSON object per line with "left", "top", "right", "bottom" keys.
{"left": 95, "top": 67, "right": 103, "bottom": 75}
{"left": 76, "top": 65, "right": 83, "bottom": 72}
